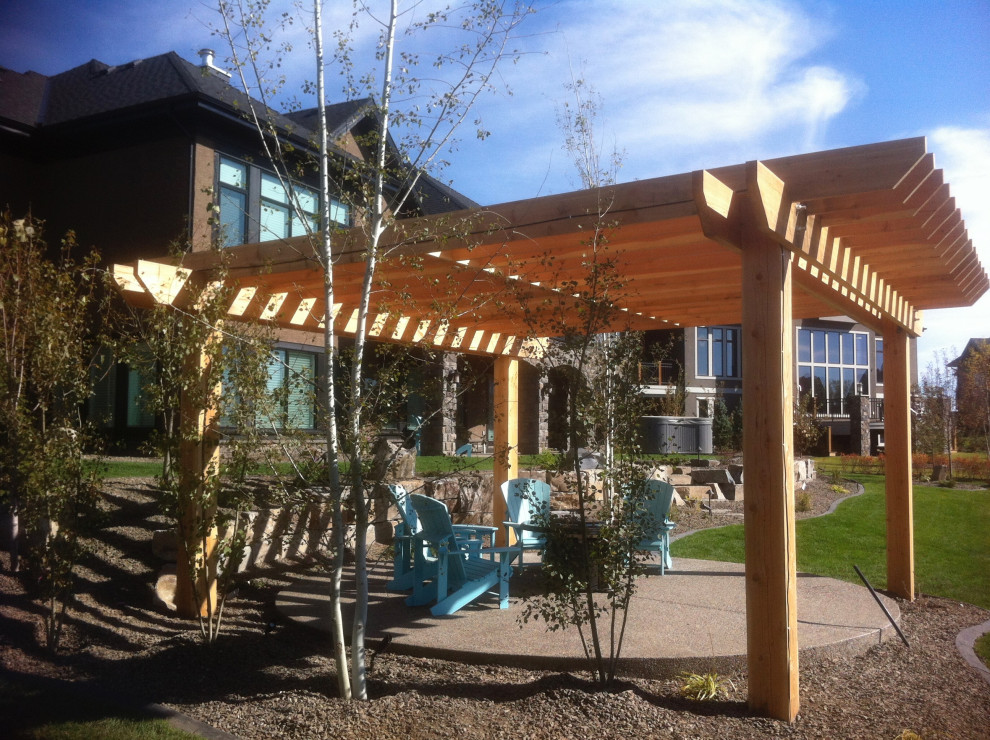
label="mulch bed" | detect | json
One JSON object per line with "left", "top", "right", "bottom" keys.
{"left": 1, "top": 477, "right": 988, "bottom": 739}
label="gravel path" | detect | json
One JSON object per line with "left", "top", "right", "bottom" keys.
{"left": 2, "top": 477, "right": 989, "bottom": 739}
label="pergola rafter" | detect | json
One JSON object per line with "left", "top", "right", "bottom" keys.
{"left": 114, "top": 137, "right": 987, "bottom": 722}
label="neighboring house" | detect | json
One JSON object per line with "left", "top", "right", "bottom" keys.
{"left": 641, "top": 317, "right": 917, "bottom": 455}
{"left": 948, "top": 337, "right": 990, "bottom": 442}
{"left": 0, "top": 50, "right": 547, "bottom": 455}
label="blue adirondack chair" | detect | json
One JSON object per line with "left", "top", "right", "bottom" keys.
{"left": 386, "top": 484, "right": 496, "bottom": 591}
{"left": 501, "top": 477, "right": 552, "bottom": 566}
{"left": 405, "top": 494, "right": 515, "bottom": 616}
{"left": 632, "top": 479, "right": 677, "bottom": 574}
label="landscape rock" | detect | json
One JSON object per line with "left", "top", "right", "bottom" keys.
{"left": 153, "top": 564, "right": 177, "bottom": 612}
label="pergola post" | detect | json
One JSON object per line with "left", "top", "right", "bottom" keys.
{"left": 741, "top": 223, "right": 800, "bottom": 722}
{"left": 882, "top": 322, "right": 914, "bottom": 600}
{"left": 492, "top": 356, "right": 518, "bottom": 545}
{"left": 174, "top": 343, "right": 221, "bottom": 619}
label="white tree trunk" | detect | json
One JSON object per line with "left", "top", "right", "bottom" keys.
{"left": 313, "top": 0, "right": 350, "bottom": 702}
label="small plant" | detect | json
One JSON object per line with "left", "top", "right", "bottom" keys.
{"left": 678, "top": 670, "right": 734, "bottom": 700}
{"left": 531, "top": 449, "right": 562, "bottom": 472}
{"left": 898, "top": 731, "right": 922, "bottom": 740}
{"left": 829, "top": 483, "right": 846, "bottom": 494}
{"left": 795, "top": 490, "right": 812, "bottom": 512}
{"left": 938, "top": 478, "right": 957, "bottom": 488}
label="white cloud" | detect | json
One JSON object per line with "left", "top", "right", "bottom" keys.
{"left": 918, "top": 124, "right": 990, "bottom": 372}
{"left": 445, "top": 0, "right": 861, "bottom": 200}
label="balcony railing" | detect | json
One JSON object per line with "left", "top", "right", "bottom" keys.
{"left": 810, "top": 397, "right": 885, "bottom": 422}
{"left": 638, "top": 361, "right": 679, "bottom": 386}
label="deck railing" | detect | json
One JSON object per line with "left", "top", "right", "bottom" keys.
{"left": 638, "top": 361, "right": 679, "bottom": 385}
{"left": 810, "top": 398, "right": 885, "bottom": 422}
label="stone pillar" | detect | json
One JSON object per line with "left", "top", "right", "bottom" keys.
{"left": 849, "top": 396, "right": 871, "bottom": 456}
{"left": 440, "top": 353, "right": 459, "bottom": 456}
{"left": 538, "top": 373, "right": 550, "bottom": 452}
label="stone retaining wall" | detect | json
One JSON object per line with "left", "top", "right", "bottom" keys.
{"left": 154, "top": 458, "right": 818, "bottom": 573}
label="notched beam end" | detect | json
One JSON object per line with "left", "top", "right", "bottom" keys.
{"left": 135, "top": 259, "right": 192, "bottom": 305}
{"left": 693, "top": 169, "right": 738, "bottom": 248}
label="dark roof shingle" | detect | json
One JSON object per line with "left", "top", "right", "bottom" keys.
{"left": 0, "top": 51, "right": 477, "bottom": 210}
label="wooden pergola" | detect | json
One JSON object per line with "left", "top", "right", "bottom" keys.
{"left": 114, "top": 137, "right": 986, "bottom": 720}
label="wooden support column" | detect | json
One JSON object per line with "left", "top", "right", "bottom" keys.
{"left": 492, "top": 356, "right": 519, "bottom": 546}
{"left": 174, "top": 342, "right": 221, "bottom": 619}
{"left": 882, "top": 322, "right": 915, "bottom": 600}
{"left": 741, "top": 223, "right": 800, "bottom": 722}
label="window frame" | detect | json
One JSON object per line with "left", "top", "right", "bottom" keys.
{"left": 696, "top": 326, "right": 740, "bottom": 379}
{"left": 215, "top": 154, "right": 351, "bottom": 248}
{"left": 257, "top": 348, "right": 318, "bottom": 431}
{"left": 796, "top": 327, "right": 871, "bottom": 415}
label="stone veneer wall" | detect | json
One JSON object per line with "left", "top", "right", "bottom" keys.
{"left": 848, "top": 396, "right": 872, "bottom": 456}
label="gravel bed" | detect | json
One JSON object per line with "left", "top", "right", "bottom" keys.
{"left": 2, "top": 477, "right": 989, "bottom": 739}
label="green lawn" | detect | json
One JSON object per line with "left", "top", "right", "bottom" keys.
{"left": 102, "top": 453, "right": 563, "bottom": 480}
{"left": 975, "top": 632, "right": 990, "bottom": 668}
{"left": 99, "top": 460, "right": 163, "bottom": 478}
{"left": 0, "top": 675, "right": 200, "bottom": 740}
{"left": 671, "top": 475, "right": 990, "bottom": 609}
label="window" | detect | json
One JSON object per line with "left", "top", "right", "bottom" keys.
{"left": 88, "top": 351, "right": 117, "bottom": 429}
{"left": 875, "top": 338, "right": 884, "bottom": 385}
{"left": 88, "top": 349, "right": 156, "bottom": 429}
{"left": 259, "top": 172, "right": 320, "bottom": 242}
{"left": 696, "top": 326, "right": 740, "bottom": 378}
{"left": 797, "top": 328, "right": 871, "bottom": 415}
{"left": 257, "top": 349, "right": 317, "bottom": 430}
{"left": 216, "top": 155, "right": 350, "bottom": 247}
{"left": 218, "top": 158, "right": 248, "bottom": 246}
{"left": 126, "top": 365, "right": 156, "bottom": 427}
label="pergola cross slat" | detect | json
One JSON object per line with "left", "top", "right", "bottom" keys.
{"left": 114, "top": 137, "right": 987, "bottom": 722}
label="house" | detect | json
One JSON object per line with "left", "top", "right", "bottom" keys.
{"left": 948, "top": 337, "right": 990, "bottom": 445}
{"left": 1, "top": 50, "right": 925, "bottom": 462}
{"left": 640, "top": 316, "right": 917, "bottom": 455}
{"left": 0, "top": 50, "right": 548, "bottom": 455}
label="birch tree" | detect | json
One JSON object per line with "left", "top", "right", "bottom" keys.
{"left": 956, "top": 342, "right": 990, "bottom": 457}
{"left": 0, "top": 211, "right": 107, "bottom": 652}
{"left": 914, "top": 350, "right": 956, "bottom": 474}
{"left": 212, "top": 0, "right": 532, "bottom": 700}
{"left": 516, "top": 76, "right": 655, "bottom": 685}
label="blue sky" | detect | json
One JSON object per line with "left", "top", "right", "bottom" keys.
{"left": 2, "top": 0, "right": 988, "bottom": 371}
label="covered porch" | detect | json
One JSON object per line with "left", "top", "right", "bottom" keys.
{"left": 114, "top": 137, "right": 988, "bottom": 720}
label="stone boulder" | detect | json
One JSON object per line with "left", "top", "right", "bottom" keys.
{"left": 647, "top": 465, "right": 673, "bottom": 482}
{"left": 794, "top": 458, "right": 817, "bottom": 481}
{"left": 154, "top": 564, "right": 177, "bottom": 612}
{"left": 727, "top": 464, "right": 744, "bottom": 484}
{"left": 690, "top": 468, "right": 743, "bottom": 501}
{"left": 371, "top": 436, "right": 417, "bottom": 481}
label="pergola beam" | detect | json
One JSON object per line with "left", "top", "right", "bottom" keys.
{"left": 111, "top": 138, "right": 987, "bottom": 722}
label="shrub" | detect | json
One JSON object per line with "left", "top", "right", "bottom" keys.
{"left": 678, "top": 671, "right": 734, "bottom": 700}
{"left": 795, "top": 490, "right": 812, "bottom": 512}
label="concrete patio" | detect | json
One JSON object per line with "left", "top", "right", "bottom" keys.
{"left": 276, "top": 555, "right": 901, "bottom": 678}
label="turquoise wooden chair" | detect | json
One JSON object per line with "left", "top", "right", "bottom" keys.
{"left": 631, "top": 479, "right": 677, "bottom": 574}
{"left": 501, "top": 477, "right": 552, "bottom": 567}
{"left": 405, "top": 494, "right": 515, "bottom": 616}
{"left": 386, "top": 484, "right": 497, "bottom": 591}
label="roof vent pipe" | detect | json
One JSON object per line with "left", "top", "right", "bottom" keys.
{"left": 197, "top": 48, "right": 231, "bottom": 80}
